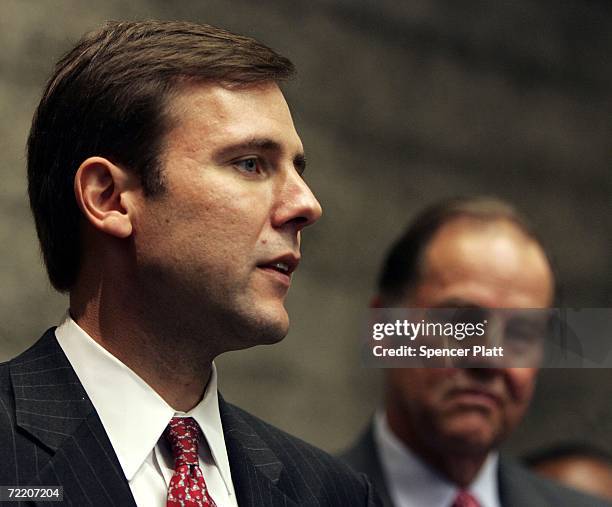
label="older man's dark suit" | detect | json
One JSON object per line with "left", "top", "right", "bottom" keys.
{"left": 340, "top": 424, "right": 611, "bottom": 507}
{"left": 0, "top": 329, "right": 379, "bottom": 506}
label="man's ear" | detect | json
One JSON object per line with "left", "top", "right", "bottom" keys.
{"left": 74, "top": 156, "right": 136, "bottom": 238}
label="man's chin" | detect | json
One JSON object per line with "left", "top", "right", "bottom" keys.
{"left": 232, "top": 305, "right": 290, "bottom": 347}
{"left": 438, "top": 415, "right": 500, "bottom": 454}
{"left": 254, "top": 318, "right": 289, "bottom": 345}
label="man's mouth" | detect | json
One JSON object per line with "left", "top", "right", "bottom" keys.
{"left": 257, "top": 255, "right": 300, "bottom": 284}
{"left": 447, "top": 388, "right": 503, "bottom": 410}
{"left": 269, "top": 262, "right": 291, "bottom": 274}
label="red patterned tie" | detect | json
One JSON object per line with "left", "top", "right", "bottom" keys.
{"left": 164, "top": 417, "right": 217, "bottom": 507}
{"left": 451, "top": 490, "right": 480, "bottom": 507}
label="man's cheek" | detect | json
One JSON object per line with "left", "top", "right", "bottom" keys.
{"left": 508, "top": 370, "right": 537, "bottom": 402}
{"left": 514, "top": 382, "right": 533, "bottom": 406}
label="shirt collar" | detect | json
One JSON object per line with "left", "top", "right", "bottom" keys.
{"left": 54, "top": 313, "right": 233, "bottom": 491}
{"left": 374, "top": 410, "right": 501, "bottom": 507}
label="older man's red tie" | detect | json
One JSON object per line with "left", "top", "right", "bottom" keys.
{"left": 451, "top": 490, "right": 481, "bottom": 507}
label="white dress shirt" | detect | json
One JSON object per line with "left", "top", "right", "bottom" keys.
{"left": 55, "top": 313, "right": 239, "bottom": 507}
{"left": 374, "top": 411, "right": 501, "bottom": 507}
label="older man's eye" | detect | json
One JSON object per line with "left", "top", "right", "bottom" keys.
{"left": 235, "top": 158, "right": 260, "bottom": 173}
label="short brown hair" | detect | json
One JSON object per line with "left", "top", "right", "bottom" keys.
{"left": 378, "top": 196, "right": 555, "bottom": 304}
{"left": 27, "top": 20, "right": 295, "bottom": 292}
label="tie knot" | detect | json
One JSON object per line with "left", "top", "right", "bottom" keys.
{"left": 452, "top": 490, "right": 480, "bottom": 507}
{"left": 164, "top": 417, "right": 201, "bottom": 467}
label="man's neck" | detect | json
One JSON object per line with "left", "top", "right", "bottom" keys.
{"left": 70, "top": 285, "right": 215, "bottom": 412}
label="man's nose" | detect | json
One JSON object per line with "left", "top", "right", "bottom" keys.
{"left": 272, "top": 168, "right": 322, "bottom": 231}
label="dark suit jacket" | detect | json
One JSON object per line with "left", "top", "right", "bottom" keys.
{"left": 340, "top": 423, "right": 611, "bottom": 507}
{"left": 0, "top": 329, "right": 380, "bottom": 506}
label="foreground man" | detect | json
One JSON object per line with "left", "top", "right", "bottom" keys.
{"left": 341, "top": 197, "right": 608, "bottom": 507}
{"left": 0, "top": 21, "right": 378, "bottom": 506}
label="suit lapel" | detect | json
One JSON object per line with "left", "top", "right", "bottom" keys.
{"left": 220, "top": 398, "right": 297, "bottom": 506}
{"left": 340, "top": 424, "right": 394, "bottom": 506}
{"left": 356, "top": 426, "right": 394, "bottom": 507}
{"left": 498, "top": 456, "right": 544, "bottom": 507}
{"left": 10, "top": 329, "right": 135, "bottom": 506}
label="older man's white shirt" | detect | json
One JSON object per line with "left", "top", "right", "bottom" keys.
{"left": 374, "top": 410, "right": 501, "bottom": 507}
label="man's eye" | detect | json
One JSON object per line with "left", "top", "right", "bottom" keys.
{"left": 235, "top": 158, "right": 260, "bottom": 174}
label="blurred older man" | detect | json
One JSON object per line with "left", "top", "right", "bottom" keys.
{"left": 342, "top": 197, "right": 610, "bottom": 507}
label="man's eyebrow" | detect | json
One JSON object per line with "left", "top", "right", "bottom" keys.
{"left": 212, "top": 138, "right": 282, "bottom": 161}
{"left": 434, "top": 299, "right": 480, "bottom": 309}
